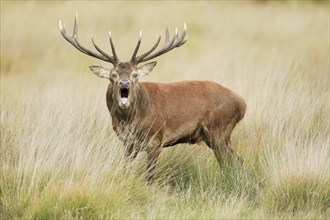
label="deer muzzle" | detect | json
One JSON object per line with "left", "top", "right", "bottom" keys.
{"left": 118, "top": 80, "right": 131, "bottom": 108}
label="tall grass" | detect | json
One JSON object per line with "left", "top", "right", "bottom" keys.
{"left": 1, "top": 1, "right": 329, "bottom": 219}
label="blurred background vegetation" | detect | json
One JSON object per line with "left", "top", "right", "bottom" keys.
{"left": 1, "top": 1, "right": 329, "bottom": 219}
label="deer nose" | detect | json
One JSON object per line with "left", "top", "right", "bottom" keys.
{"left": 119, "top": 80, "right": 131, "bottom": 89}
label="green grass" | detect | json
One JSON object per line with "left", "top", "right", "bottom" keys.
{"left": 1, "top": 1, "right": 329, "bottom": 219}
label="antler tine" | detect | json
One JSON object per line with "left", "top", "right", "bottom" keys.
{"left": 163, "top": 26, "right": 178, "bottom": 50}
{"left": 132, "top": 23, "right": 188, "bottom": 65}
{"left": 177, "top": 23, "right": 189, "bottom": 47}
{"left": 73, "top": 13, "right": 78, "bottom": 37}
{"left": 130, "top": 31, "right": 142, "bottom": 63}
{"left": 133, "top": 34, "right": 161, "bottom": 64}
{"left": 142, "top": 25, "right": 185, "bottom": 61}
{"left": 108, "top": 31, "right": 120, "bottom": 64}
{"left": 59, "top": 14, "right": 119, "bottom": 65}
{"left": 92, "top": 35, "right": 114, "bottom": 60}
{"left": 164, "top": 25, "right": 170, "bottom": 45}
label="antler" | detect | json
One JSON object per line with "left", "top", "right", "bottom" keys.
{"left": 130, "top": 23, "right": 188, "bottom": 65}
{"left": 59, "top": 13, "right": 120, "bottom": 65}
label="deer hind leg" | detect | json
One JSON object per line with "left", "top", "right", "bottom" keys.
{"left": 227, "top": 139, "right": 243, "bottom": 169}
{"left": 213, "top": 138, "right": 244, "bottom": 173}
{"left": 212, "top": 136, "right": 235, "bottom": 172}
{"left": 202, "top": 122, "right": 242, "bottom": 172}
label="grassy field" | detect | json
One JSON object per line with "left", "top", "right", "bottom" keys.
{"left": 1, "top": 1, "right": 329, "bottom": 219}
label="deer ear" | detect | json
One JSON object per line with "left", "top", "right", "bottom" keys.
{"left": 89, "top": 66, "right": 110, "bottom": 79}
{"left": 137, "top": 61, "right": 157, "bottom": 76}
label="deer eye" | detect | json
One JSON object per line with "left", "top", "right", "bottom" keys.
{"left": 111, "top": 73, "right": 117, "bottom": 78}
{"left": 132, "top": 73, "right": 138, "bottom": 78}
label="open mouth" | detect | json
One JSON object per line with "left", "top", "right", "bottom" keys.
{"left": 119, "top": 88, "right": 130, "bottom": 106}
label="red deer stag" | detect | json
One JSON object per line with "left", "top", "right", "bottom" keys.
{"left": 59, "top": 14, "right": 246, "bottom": 183}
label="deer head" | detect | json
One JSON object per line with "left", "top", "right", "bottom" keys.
{"left": 59, "top": 14, "right": 188, "bottom": 109}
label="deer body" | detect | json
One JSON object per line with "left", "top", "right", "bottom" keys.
{"left": 106, "top": 79, "right": 246, "bottom": 181}
{"left": 60, "top": 15, "right": 246, "bottom": 182}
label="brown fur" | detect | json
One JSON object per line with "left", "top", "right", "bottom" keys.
{"left": 106, "top": 79, "right": 246, "bottom": 182}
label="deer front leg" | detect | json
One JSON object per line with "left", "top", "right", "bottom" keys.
{"left": 146, "top": 144, "right": 162, "bottom": 184}
{"left": 124, "top": 144, "right": 138, "bottom": 171}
